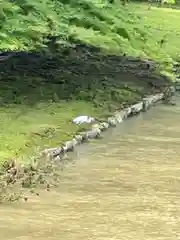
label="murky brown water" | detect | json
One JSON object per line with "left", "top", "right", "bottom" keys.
{"left": 1, "top": 98, "right": 180, "bottom": 239}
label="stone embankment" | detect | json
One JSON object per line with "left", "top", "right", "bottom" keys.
{"left": 40, "top": 50, "right": 175, "bottom": 162}
{"left": 40, "top": 51, "right": 177, "bottom": 162}
{"left": 43, "top": 93, "right": 164, "bottom": 161}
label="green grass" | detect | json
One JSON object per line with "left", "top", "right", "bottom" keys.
{"left": 65, "top": 2, "right": 180, "bottom": 78}
{"left": 129, "top": 3, "right": 180, "bottom": 75}
{"left": 0, "top": 101, "right": 99, "bottom": 159}
{"left": 1, "top": 2, "right": 180, "bottom": 162}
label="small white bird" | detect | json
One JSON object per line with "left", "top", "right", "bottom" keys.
{"left": 72, "top": 116, "right": 95, "bottom": 125}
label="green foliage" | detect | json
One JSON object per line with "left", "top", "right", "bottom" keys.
{"left": 0, "top": 0, "right": 69, "bottom": 50}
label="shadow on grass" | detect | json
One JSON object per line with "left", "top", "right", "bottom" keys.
{"left": 0, "top": 40, "right": 171, "bottom": 107}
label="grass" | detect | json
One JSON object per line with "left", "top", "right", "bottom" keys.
{"left": 129, "top": 4, "right": 180, "bottom": 74}
{"left": 67, "top": 1, "right": 180, "bottom": 78}
{"left": 0, "top": 101, "right": 98, "bottom": 159}
{"left": 1, "top": 2, "right": 180, "bottom": 162}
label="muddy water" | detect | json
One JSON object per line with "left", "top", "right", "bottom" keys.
{"left": 1, "top": 98, "right": 180, "bottom": 239}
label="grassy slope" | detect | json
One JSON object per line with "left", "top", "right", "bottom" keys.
{"left": 1, "top": 2, "right": 180, "bottom": 161}
{"left": 129, "top": 4, "right": 180, "bottom": 76}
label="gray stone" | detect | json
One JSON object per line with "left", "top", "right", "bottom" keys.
{"left": 52, "top": 148, "right": 64, "bottom": 157}
{"left": 113, "top": 113, "right": 123, "bottom": 123}
{"left": 142, "top": 99, "right": 149, "bottom": 112}
{"left": 124, "top": 107, "right": 132, "bottom": 118}
{"left": 99, "top": 122, "right": 109, "bottom": 131}
{"left": 79, "top": 132, "right": 89, "bottom": 142}
{"left": 129, "top": 107, "right": 137, "bottom": 116}
{"left": 63, "top": 139, "right": 77, "bottom": 152}
{"left": 129, "top": 104, "right": 142, "bottom": 116}
{"left": 150, "top": 93, "right": 163, "bottom": 103}
{"left": 107, "top": 117, "right": 117, "bottom": 126}
{"left": 131, "top": 102, "right": 143, "bottom": 112}
{"left": 72, "top": 138, "right": 78, "bottom": 146}
{"left": 74, "top": 134, "right": 83, "bottom": 144}
{"left": 87, "top": 128, "right": 101, "bottom": 139}
{"left": 92, "top": 123, "right": 107, "bottom": 133}
{"left": 118, "top": 110, "right": 127, "bottom": 120}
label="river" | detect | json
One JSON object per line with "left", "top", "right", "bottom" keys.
{"left": 1, "top": 97, "right": 180, "bottom": 239}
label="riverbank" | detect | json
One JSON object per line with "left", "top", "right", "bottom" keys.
{"left": 1, "top": 3, "right": 180, "bottom": 162}
{"left": 0, "top": 48, "right": 170, "bottom": 161}
{"left": 1, "top": 95, "right": 180, "bottom": 239}
{"left": 1, "top": 2, "right": 180, "bottom": 161}
{"left": 0, "top": 91, "right": 166, "bottom": 203}
{"left": 0, "top": 47, "right": 172, "bottom": 203}
{"left": 43, "top": 93, "right": 165, "bottom": 161}
{"left": 0, "top": 3, "right": 180, "bottom": 201}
